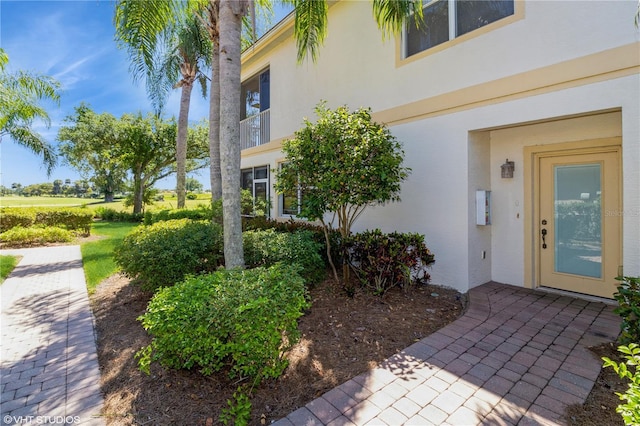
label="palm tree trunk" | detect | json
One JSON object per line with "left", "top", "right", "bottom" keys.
{"left": 209, "top": 43, "right": 222, "bottom": 200}
{"left": 176, "top": 82, "right": 194, "bottom": 209}
{"left": 218, "top": 0, "right": 248, "bottom": 268}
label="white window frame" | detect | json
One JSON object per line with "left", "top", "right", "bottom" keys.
{"left": 241, "top": 165, "right": 270, "bottom": 217}
{"left": 402, "top": 0, "right": 515, "bottom": 59}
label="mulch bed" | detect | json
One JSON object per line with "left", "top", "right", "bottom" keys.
{"left": 91, "top": 274, "right": 464, "bottom": 425}
{"left": 92, "top": 273, "right": 628, "bottom": 426}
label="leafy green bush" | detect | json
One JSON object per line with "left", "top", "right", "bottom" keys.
{"left": 34, "top": 208, "right": 93, "bottom": 235}
{"left": 243, "top": 216, "right": 341, "bottom": 264}
{"left": 0, "top": 207, "right": 93, "bottom": 234}
{"left": 0, "top": 226, "right": 74, "bottom": 246}
{"left": 94, "top": 207, "right": 144, "bottom": 222}
{"left": 0, "top": 208, "right": 34, "bottom": 232}
{"left": 136, "top": 264, "right": 310, "bottom": 386}
{"left": 613, "top": 276, "right": 640, "bottom": 345}
{"left": 220, "top": 387, "right": 252, "bottom": 426}
{"left": 114, "top": 219, "right": 223, "bottom": 291}
{"left": 346, "top": 229, "right": 435, "bottom": 295}
{"left": 143, "top": 203, "right": 221, "bottom": 225}
{"left": 603, "top": 343, "right": 640, "bottom": 425}
{"left": 243, "top": 229, "right": 325, "bottom": 285}
{"left": 186, "top": 193, "right": 198, "bottom": 200}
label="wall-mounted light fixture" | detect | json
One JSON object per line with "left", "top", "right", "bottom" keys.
{"left": 501, "top": 159, "right": 515, "bottom": 178}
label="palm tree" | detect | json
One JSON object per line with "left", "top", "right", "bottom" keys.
{"left": 0, "top": 48, "right": 61, "bottom": 175}
{"left": 202, "top": 1, "right": 223, "bottom": 201}
{"left": 215, "top": 0, "right": 423, "bottom": 268}
{"left": 217, "top": 0, "right": 250, "bottom": 268}
{"left": 115, "top": 3, "right": 211, "bottom": 209}
{"left": 112, "top": 0, "right": 423, "bottom": 269}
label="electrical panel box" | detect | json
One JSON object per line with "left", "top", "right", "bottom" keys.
{"left": 476, "top": 190, "right": 491, "bottom": 225}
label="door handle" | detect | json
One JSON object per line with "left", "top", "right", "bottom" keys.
{"left": 541, "top": 228, "right": 547, "bottom": 249}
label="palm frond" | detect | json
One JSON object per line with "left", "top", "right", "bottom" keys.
{"left": 0, "top": 48, "right": 8, "bottom": 71}
{"left": 285, "top": 0, "right": 328, "bottom": 63}
{"left": 372, "top": 0, "right": 424, "bottom": 37}
{"left": 5, "top": 125, "right": 57, "bottom": 175}
{"left": 114, "top": 0, "right": 185, "bottom": 81}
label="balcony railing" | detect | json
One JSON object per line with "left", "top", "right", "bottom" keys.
{"left": 240, "top": 109, "right": 270, "bottom": 150}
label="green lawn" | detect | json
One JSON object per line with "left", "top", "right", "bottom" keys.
{"left": 0, "top": 192, "right": 211, "bottom": 211}
{"left": 0, "top": 196, "right": 99, "bottom": 207}
{"left": 0, "top": 255, "right": 20, "bottom": 284}
{"left": 81, "top": 221, "right": 139, "bottom": 294}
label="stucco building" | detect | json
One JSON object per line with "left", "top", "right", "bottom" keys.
{"left": 238, "top": 0, "right": 640, "bottom": 299}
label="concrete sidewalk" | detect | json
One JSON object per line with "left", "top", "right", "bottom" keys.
{"left": 1, "top": 246, "right": 104, "bottom": 426}
{"left": 276, "top": 282, "right": 620, "bottom": 426}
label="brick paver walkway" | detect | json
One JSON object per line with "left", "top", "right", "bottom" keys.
{"left": 1, "top": 246, "right": 104, "bottom": 426}
{"left": 276, "top": 282, "right": 620, "bottom": 426}
{"left": 0, "top": 246, "right": 621, "bottom": 426}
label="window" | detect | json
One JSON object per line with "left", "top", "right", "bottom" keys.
{"left": 281, "top": 187, "right": 302, "bottom": 216}
{"left": 277, "top": 163, "right": 304, "bottom": 217}
{"left": 240, "top": 69, "right": 270, "bottom": 149}
{"left": 405, "top": 0, "right": 514, "bottom": 58}
{"left": 241, "top": 165, "right": 270, "bottom": 216}
{"left": 241, "top": 69, "right": 270, "bottom": 120}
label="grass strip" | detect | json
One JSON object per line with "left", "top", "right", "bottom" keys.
{"left": 0, "top": 255, "right": 20, "bottom": 284}
{"left": 81, "top": 221, "right": 139, "bottom": 294}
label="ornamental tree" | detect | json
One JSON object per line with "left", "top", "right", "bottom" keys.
{"left": 276, "top": 103, "right": 410, "bottom": 283}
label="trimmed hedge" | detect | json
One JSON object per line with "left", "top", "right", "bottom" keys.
{"left": 94, "top": 207, "right": 144, "bottom": 223}
{"left": 143, "top": 203, "right": 221, "bottom": 225}
{"left": 0, "top": 226, "right": 74, "bottom": 246}
{"left": 0, "top": 207, "right": 93, "bottom": 235}
{"left": 136, "top": 264, "right": 310, "bottom": 385}
{"left": 114, "top": 219, "right": 223, "bottom": 291}
{"left": 243, "top": 216, "right": 342, "bottom": 264}
{"left": 243, "top": 229, "right": 326, "bottom": 285}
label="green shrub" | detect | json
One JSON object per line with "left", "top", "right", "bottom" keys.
{"left": 603, "top": 343, "right": 640, "bottom": 425}
{"left": 143, "top": 203, "right": 221, "bottom": 225}
{"left": 1, "top": 226, "right": 74, "bottom": 246}
{"left": 346, "top": 229, "right": 435, "bottom": 295}
{"left": 136, "top": 264, "right": 310, "bottom": 386}
{"left": 94, "top": 207, "right": 144, "bottom": 222}
{"left": 0, "top": 208, "right": 35, "bottom": 232}
{"left": 114, "top": 219, "right": 223, "bottom": 291}
{"left": 243, "top": 229, "right": 326, "bottom": 285}
{"left": 243, "top": 216, "right": 342, "bottom": 264}
{"left": 613, "top": 276, "right": 640, "bottom": 345}
{"left": 34, "top": 208, "right": 93, "bottom": 235}
{"left": 0, "top": 207, "right": 93, "bottom": 234}
{"left": 220, "top": 387, "right": 252, "bottom": 426}
{"left": 186, "top": 192, "right": 198, "bottom": 200}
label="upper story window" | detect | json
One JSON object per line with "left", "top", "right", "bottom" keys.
{"left": 241, "top": 68, "right": 270, "bottom": 120}
{"left": 405, "top": 0, "right": 515, "bottom": 58}
{"left": 240, "top": 68, "right": 271, "bottom": 149}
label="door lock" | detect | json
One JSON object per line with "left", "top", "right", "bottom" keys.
{"left": 541, "top": 228, "right": 547, "bottom": 249}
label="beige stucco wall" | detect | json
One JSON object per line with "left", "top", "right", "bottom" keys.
{"left": 240, "top": 0, "right": 640, "bottom": 293}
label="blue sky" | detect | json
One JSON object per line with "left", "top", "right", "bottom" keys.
{"left": 0, "top": 0, "right": 291, "bottom": 191}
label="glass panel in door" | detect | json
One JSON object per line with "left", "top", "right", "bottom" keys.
{"left": 554, "top": 164, "right": 601, "bottom": 278}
